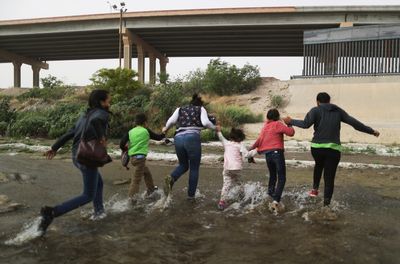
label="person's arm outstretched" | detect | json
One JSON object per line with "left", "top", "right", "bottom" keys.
{"left": 339, "top": 108, "right": 380, "bottom": 136}
{"left": 277, "top": 121, "right": 295, "bottom": 137}
{"left": 147, "top": 128, "right": 166, "bottom": 141}
{"left": 216, "top": 124, "right": 228, "bottom": 147}
{"left": 162, "top": 108, "right": 180, "bottom": 133}
{"left": 119, "top": 132, "right": 129, "bottom": 151}
{"left": 45, "top": 126, "right": 76, "bottom": 160}
{"left": 285, "top": 108, "right": 318, "bottom": 129}
{"left": 201, "top": 107, "right": 216, "bottom": 130}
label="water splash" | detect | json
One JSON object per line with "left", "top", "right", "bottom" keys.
{"left": 4, "top": 217, "right": 43, "bottom": 246}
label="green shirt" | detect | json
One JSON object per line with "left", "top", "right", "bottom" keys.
{"left": 128, "top": 126, "right": 150, "bottom": 156}
{"left": 311, "top": 142, "right": 342, "bottom": 152}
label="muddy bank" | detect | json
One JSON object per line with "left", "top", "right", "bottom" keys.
{"left": 0, "top": 153, "right": 399, "bottom": 264}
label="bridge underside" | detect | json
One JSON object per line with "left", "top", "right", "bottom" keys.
{"left": 1, "top": 6, "right": 400, "bottom": 86}
{"left": 0, "top": 25, "right": 338, "bottom": 62}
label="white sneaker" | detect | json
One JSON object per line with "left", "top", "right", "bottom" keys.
{"left": 89, "top": 211, "right": 107, "bottom": 221}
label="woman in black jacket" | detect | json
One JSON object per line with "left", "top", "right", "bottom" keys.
{"left": 39, "top": 89, "right": 112, "bottom": 235}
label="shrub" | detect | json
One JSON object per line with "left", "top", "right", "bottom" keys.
{"left": 10, "top": 111, "right": 49, "bottom": 137}
{"left": 41, "top": 75, "right": 64, "bottom": 89}
{"left": 184, "top": 69, "right": 206, "bottom": 95}
{"left": 200, "top": 127, "right": 231, "bottom": 142}
{"left": 149, "top": 80, "right": 189, "bottom": 126}
{"left": 17, "top": 86, "right": 74, "bottom": 102}
{"left": 0, "top": 121, "right": 8, "bottom": 136}
{"left": 46, "top": 103, "right": 86, "bottom": 138}
{"left": 191, "top": 59, "right": 262, "bottom": 96}
{"left": 109, "top": 100, "right": 140, "bottom": 138}
{"left": 89, "top": 68, "right": 142, "bottom": 102}
{"left": 271, "top": 95, "right": 284, "bottom": 108}
{"left": 210, "top": 104, "right": 263, "bottom": 127}
{"left": 0, "top": 97, "right": 16, "bottom": 135}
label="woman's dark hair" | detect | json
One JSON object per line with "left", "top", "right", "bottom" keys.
{"left": 190, "top": 93, "right": 204, "bottom": 106}
{"left": 316, "top": 92, "right": 331, "bottom": 103}
{"left": 135, "top": 113, "right": 147, "bottom": 126}
{"left": 88, "top": 89, "right": 109, "bottom": 109}
{"left": 267, "top": 108, "right": 280, "bottom": 121}
{"left": 230, "top": 128, "right": 246, "bottom": 143}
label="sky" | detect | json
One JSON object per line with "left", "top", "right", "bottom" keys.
{"left": 1, "top": 0, "right": 400, "bottom": 88}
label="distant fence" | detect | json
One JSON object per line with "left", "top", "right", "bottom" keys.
{"left": 301, "top": 24, "right": 400, "bottom": 77}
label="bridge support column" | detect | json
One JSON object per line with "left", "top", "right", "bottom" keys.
{"left": 32, "top": 65, "right": 41, "bottom": 87}
{"left": 149, "top": 53, "right": 156, "bottom": 84}
{"left": 137, "top": 44, "right": 145, "bottom": 84}
{"left": 13, "top": 61, "right": 22, "bottom": 88}
{"left": 122, "top": 28, "right": 168, "bottom": 84}
{"left": 0, "top": 48, "right": 48, "bottom": 88}
{"left": 123, "top": 34, "right": 132, "bottom": 69}
{"left": 160, "top": 59, "right": 167, "bottom": 75}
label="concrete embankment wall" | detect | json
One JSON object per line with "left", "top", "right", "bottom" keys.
{"left": 285, "top": 76, "right": 400, "bottom": 145}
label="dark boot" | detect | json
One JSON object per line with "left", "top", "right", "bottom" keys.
{"left": 38, "top": 206, "right": 55, "bottom": 235}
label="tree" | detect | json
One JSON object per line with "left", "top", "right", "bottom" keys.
{"left": 89, "top": 68, "right": 143, "bottom": 101}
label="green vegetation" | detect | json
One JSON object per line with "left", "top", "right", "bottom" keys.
{"left": 185, "top": 59, "right": 262, "bottom": 96}
{"left": 209, "top": 104, "right": 263, "bottom": 127}
{"left": 89, "top": 68, "right": 142, "bottom": 102}
{"left": 0, "top": 97, "right": 16, "bottom": 136}
{"left": 271, "top": 95, "right": 284, "bottom": 108}
{"left": 3, "top": 60, "right": 263, "bottom": 141}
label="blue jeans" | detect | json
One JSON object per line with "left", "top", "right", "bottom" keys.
{"left": 53, "top": 159, "right": 104, "bottom": 217}
{"left": 171, "top": 133, "right": 202, "bottom": 197}
{"left": 265, "top": 150, "right": 286, "bottom": 203}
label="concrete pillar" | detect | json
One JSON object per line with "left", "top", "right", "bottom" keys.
{"left": 149, "top": 53, "right": 156, "bottom": 84}
{"left": 123, "top": 35, "right": 132, "bottom": 69}
{"left": 160, "top": 59, "right": 167, "bottom": 75}
{"left": 13, "top": 61, "right": 22, "bottom": 88}
{"left": 32, "top": 65, "right": 40, "bottom": 87}
{"left": 137, "top": 44, "right": 145, "bottom": 84}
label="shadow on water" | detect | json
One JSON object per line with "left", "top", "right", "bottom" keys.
{"left": 1, "top": 181, "right": 399, "bottom": 264}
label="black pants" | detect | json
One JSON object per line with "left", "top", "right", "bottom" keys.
{"left": 265, "top": 150, "right": 286, "bottom": 203}
{"left": 311, "top": 147, "right": 341, "bottom": 206}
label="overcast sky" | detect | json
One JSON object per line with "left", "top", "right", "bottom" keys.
{"left": 1, "top": 0, "right": 399, "bottom": 88}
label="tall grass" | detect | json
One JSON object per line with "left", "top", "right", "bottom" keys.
{"left": 209, "top": 104, "right": 263, "bottom": 127}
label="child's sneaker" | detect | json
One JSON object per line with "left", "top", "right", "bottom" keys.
{"left": 164, "top": 175, "right": 174, "bottom": 196}
{"left": 38, "top": 206, "right": 55, "bottom": 235}
{"left": 269, "top": 201, "right": 279, "bottom": 214}
{"left": 309, "top": 189, "right": 319, "bottom": 197}
{"left": 147, "top": 186, "right": 159, "bottom": 196}
{"left": 89, "top": 211, "right": 107, "bottom": 221}
{"left": 217, "top": 200, "right": 227, "bottom": 211}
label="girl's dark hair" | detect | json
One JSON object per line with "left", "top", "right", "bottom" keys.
{"left": 230, "top": 128, "right": 246, "bottom": 143}
{"left": 316, "top": 92, "right": 331, "bottom": 103}
{"left": 190, "top": 93, "right": 204, "bottom": 106}
{"left": 135, "top": 113, "right": 147, "bottom": 125}
{"left": 88, "top": 89, "right": 109, "bottom": 109}
{"left": 267, "top": 108, "right": 280, "bottom": 121}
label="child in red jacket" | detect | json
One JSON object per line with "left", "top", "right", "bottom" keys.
{"left": 249, "top": 109, "right": 295, "bottom": 213}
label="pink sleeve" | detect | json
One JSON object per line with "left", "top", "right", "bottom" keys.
{"left": 277, "top": 122, "right": 295, "bottom": 137}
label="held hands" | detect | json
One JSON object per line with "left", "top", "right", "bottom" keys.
{"left": 373, "top": 130, "right": 380, "bottom": 137}
{"left": 44, "top": 149, "right": 56, "bottom": 160}
{"left": 282, "top": 116, "right": 292, "bottom": 125}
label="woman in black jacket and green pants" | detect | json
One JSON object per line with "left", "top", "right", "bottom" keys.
{"left": 284, "top": 92, "right": 380, "bottom": 206}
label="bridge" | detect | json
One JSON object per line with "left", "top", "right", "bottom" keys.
{"left": 1, "top": 6, "right": 400, "bottom": 87}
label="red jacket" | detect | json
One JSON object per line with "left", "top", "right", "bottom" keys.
{"left": 251, "top": 120, "right": 295, "bottom": 152}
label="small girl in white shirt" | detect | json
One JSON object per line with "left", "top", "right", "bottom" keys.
{"left": 216, "top": 125, "right": 248, "bottom": 211}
